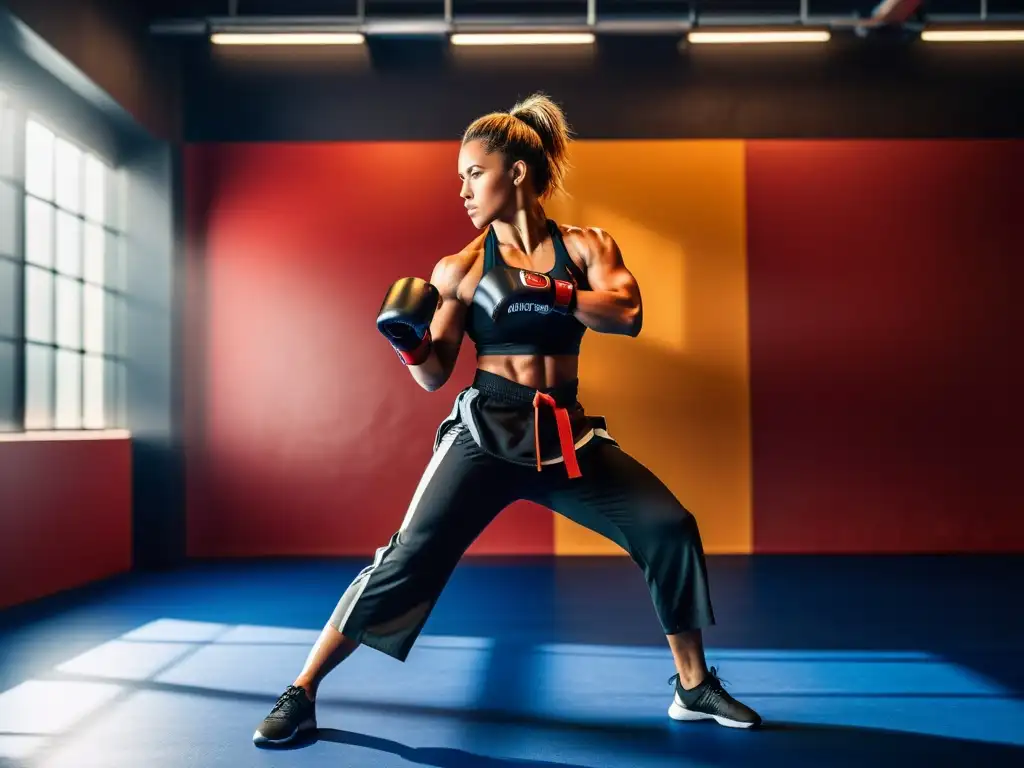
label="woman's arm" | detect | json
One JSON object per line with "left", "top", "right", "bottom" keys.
{"left": 572, "top": 229, "right": 643, "bottom": 337}
{"left": 406, "top": 254, "right": 469, "bottom": 392}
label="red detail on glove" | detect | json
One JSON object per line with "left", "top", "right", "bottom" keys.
{"left": 552, "top": 279, "right": 575, "bottom": 313}
{"left": 395, "top": 330, "right": 432, "bottom": 366}
{"left": 522, "top": 271, "right": 548, "bottom": 289}
{"left": 532, "top": 391, "right": 582, "bottom": 480}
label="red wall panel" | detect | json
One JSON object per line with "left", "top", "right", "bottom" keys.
{"left": 184, "top": 142, "right": 556, "bottom": 558}
{"left": 0, "top": 438, "right": 132, "bottom": 609}
{"left": 187, "top": 138, "right": 1024, "bottom": 558}
{"left": 747, "top": 140, "right": 1024, "bottom": 553}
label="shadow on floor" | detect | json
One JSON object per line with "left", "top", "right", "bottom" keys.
{"left": 260, "top": 719, "right": 1024, "bottom": 768}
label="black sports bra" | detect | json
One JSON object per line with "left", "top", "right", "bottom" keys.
{"left": 466, "top": 220, "right": 589, "bottom": 357}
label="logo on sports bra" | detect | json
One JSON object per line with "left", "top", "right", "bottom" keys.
{"left": 507, "top": 302, "right": 552, "bottom": 314}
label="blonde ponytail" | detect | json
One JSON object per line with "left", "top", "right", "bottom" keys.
{"left": 462, "top": 92, "right": 573, "bottom": 199}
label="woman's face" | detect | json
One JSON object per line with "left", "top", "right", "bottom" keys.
{"left": 458, "top": 139, "right": 518, "bottom": 230}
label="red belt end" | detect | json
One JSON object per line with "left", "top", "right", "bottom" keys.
{"left": 533, "top": 391, "right": 583, "bottom": 479}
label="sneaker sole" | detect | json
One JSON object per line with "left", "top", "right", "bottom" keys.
{"left": 668, "top": 701, "right": 759, "bottom": 729}
{"left": 252, "top": 717, "right": 317, "bottom": 745}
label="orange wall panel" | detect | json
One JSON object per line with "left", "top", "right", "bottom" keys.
{"left": 547, "top": 140, "right": 752, "bottom": 555}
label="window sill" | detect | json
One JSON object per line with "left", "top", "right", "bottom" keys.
{"left": 0, "top": 429, "right": 131, "bottom": 442}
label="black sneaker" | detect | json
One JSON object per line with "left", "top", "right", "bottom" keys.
{"left": 253, "top": 685, "right": 317, "bottom": 745}
{"left": 667, "top": 667, "right": 762, "bottom": 729}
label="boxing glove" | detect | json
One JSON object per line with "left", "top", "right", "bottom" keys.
{"left": 474, "top": 266, "right": 576, "bottom": 323}
{"left": 377, "top": 277, "right": 441, "bottom": 365}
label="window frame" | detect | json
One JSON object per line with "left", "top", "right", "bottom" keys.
{"left": 0, "top": 87, "right": 128, "bottom": 433}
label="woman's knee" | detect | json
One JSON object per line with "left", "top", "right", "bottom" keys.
{"left": 627, "top": 510, "right": 704, "bottom": 565}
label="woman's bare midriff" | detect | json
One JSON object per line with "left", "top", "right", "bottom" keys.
{"left": 476, "top": 354, "right": 579, "bottom": 391}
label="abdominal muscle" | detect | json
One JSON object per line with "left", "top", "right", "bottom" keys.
{"left": 475, "top": 354, "right": 580, "bottom": 391}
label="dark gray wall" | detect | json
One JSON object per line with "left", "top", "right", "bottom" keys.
{"left": 182, "top": 35, "right": 1024, "bottom": 142}
{"left": 0, "top": 8, "right": 126, "bottom": 162}
{"left": 124, "top": 140, "right": 185, "bottom": 570}
{"left": 2, "top": 0, "right": 180, "bottom": 141}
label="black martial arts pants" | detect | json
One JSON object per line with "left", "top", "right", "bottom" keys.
{"left": 329, "top": 422, "right": 716, "bottom": 662}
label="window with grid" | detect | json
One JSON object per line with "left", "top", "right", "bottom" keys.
{"left": 16, "top": 112, "right": 127, "bottom": 431}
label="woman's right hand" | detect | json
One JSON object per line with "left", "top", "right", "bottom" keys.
{"left": 376, "top": 277, "right": 441, "bottom": 366}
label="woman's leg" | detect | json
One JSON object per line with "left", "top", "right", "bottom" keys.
{"left": 292, "top": 625, "right": 359, "bottom": 701}
{"left": 254, "top": 426, "right": 518, "bottom": 744}
{"left": 667, "top": 630, "right": 709, "bottom": 689}
{"left": 532, "top": 440, "right": 761, "bottom": 728}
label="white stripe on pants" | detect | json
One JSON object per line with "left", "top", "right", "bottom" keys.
{"left": 332, "top": 425, "right": 463, "bottom": 636}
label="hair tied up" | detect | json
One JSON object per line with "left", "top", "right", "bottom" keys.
{"left": 462, "top": 92, "right": 573, "bottom": 199}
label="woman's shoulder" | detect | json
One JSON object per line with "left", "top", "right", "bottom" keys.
{"left": 430, "top": 232, "right": 486, "bottom": 298}
{"left": 558, "top": 222, "right": 615, "bottom": 243}
{"left": 556, "top": 223, "right": 618, "bottom": 266}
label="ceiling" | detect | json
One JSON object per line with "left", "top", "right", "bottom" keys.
{"left": 142, "top": 1, "right": 1014, "bottom": 25}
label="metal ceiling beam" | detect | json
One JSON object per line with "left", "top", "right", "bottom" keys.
{"left": 147, "top": 1, "right": 1024, "bottom": 38}
{"left": 151, "top": 15, "right": 692, "bottom": 37}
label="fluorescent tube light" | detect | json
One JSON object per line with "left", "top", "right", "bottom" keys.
{"left": 210, "top": 32, "right": 365, "bottom": 45}
{"left": 921, "top": 29, "right": 1024, "bottom": 42}
{"left": 450, "top": 33, "right": 596, "bottom": 46}
{"left": 688, "top": 30, "right": 831, "bottom": 44}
